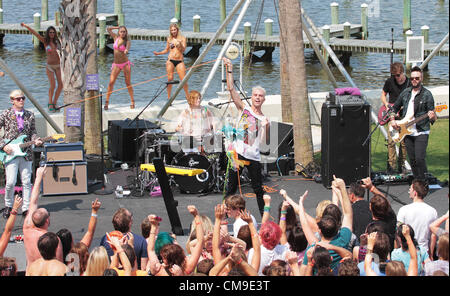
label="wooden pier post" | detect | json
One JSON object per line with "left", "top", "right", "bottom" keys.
{"left": 33, "top": 13, "right": 41, "bottom": 49}
{"left": 0, "top": 8, "right": 3, "bottom": 25}
{"left": 403, "top": 0, "right": 411, "bottom": 33}
{"left": 265, "top": 18, "right": 273, "bottom": 36}
{"left": 361, "top": 3, "right": 368, "bottom": 40}
{"left": 193, "top": 15, "right": 200, "bottom": 32}
{"left": 405, "top": 30, "right": 413, "bottom": 71}
{"left": 55, "top": 11, "right": 60, "bottom": 27}
{"left": 41, "top": 0, "right": 48, "bottom": 21}
{"left": 421, "top": 25, "right": 429, "bottom": 43}
{"left": 343, "top": 22, "right": 351, "bottom": 39}
{"left": 99, "top": 16, "right": 106, "bottom": 53}
{"left": 220, "top": 0, "right": 226, "bottom": 31}
{"left": 322, "top": 25, "right": 330, "bottom": 63}
{"left": 243, "top": 22, "right": 251, "bottom": 58}
{"left": 114, "top": 0, "right": 124, "bottom": 26}
{"left": 175, "top": 0, "right": 182, "bottom": 27}
{"left": 330, "top": 2, "right": 339, "bottom": 25}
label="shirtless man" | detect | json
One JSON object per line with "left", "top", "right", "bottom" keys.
{"left": 23, "top": 166, "right": 63, "bottom": 266}
{"left": 153, "top": 23, "right": 189, "bottom": 100}
{"left": 26, "top": 232, "right": 68, "bottom": 276}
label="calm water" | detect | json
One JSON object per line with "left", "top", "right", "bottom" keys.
{"left": 0, "top": 0, "right": 448, "bottom": 108}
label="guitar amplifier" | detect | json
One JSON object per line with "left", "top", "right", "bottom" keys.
{"left": 41, "top": 161, "right": 88, "bottom": 196}
{"left": 44, "top": 142, "right": 84, "bottom": 162}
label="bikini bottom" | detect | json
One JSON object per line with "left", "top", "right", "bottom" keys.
{"left": 111, "top": 60, "right": 134, "bottom": 71}
{"left": 169, "top": 59, "right": 183, "bottom": 68}
{"left": 46, "top": 64, "right": 60, "bottom": 74}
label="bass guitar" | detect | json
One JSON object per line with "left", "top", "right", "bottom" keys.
{"left": 389, "top": 113, "right": 429, "bottom": 143}
{"left": 0, "top": 134, "right": 65, "bottom": 164}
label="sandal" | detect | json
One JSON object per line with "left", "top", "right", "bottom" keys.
{"left": 53, "top": 104, "right": 60, "bottom": 112}
{"left": 130, "top": 103, "right": 135, "bottom": 109}
{"left": 48, "top": 103, "right": 55, "bottom": 113}
{"left": 104, "top": 102, "right": 109, "bottom": 110}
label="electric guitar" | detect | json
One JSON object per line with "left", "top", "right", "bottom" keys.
{"left": 378, "top": 103, "right": 401, "bottom": 126}
{"left": 389, "top": 113, "right": 430, "bottom": 143}
{"left": 0, "top": 134, "right": 65, "bottom": 164}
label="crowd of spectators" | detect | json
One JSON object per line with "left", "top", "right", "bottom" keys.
{"left": 0, "top": 167, "right": 448, "bottom": 276}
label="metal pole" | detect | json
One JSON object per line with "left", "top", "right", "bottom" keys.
{"left": 157, "top": 0, "right": 248, "bottom": 119}
{"left": 420, "top": 33, "right": 449, "bottom": 70}
{"left": 200, "top": 0, "right": 253, "bottom": 98}
{"left": 0, "top": 57, "right": 63, "bottom": 134}
{"left": 301, "top": 18, "right": 338, "bottom": 88}
{"left": 301, "top": 8, "right": 388, "bottom": 140}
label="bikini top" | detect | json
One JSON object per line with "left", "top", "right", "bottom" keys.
{"left": 113, "top": 38, "right": 127, "bottom": 52}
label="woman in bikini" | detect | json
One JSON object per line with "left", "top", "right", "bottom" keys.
{"left": 153, "top": 23, "right": 189, "bottom": 100}
{"left": 104, "top": 26, "right": 135, "bottom": 110}
{"left": 20, "top": 23, "right": 62, "bottom": 113}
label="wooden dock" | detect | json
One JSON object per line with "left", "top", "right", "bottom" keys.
{"left": 0, "top": 19, "right": 448, "bottom": 58}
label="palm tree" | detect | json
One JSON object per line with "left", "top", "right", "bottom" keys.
{"left": 279, "top": 0, "right": 292, "bottom": 123}
{"left": 279, "top": 0, "right": 313, "bottom": 167}
{"left": 60, "top": 0, "right": 95, "bottom": 143}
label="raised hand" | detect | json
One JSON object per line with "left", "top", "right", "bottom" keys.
{"left": 299, "top": 190, "right": 309, "bottom": 205}
{"left": 13, "top": 195, "right": 23, "bottom": 212}
{"left": 367, "top": 232, "right": 377, "bottom": 250}
{"left": 169, "top": 264, "right": 183, "bottom": 276}
{"left": 148, "top": 214, "right": 160, "bottom": 226}
{"left": 285, "top": 251, "right": 299, "bottom": 265}
{"left": 187, "top": 205, "right": 199, "bottom": 217}
{"left": 239, "top": 209, "right": 252, "bottom": 224}
{"left": 91, "top": 198, "right": 101, "bottom": 212}
{"left": 263, "top": 194, "right": 271, "bottom": 206}
{"left": 401, "top": 224, "right": 410, "bottom": 238}
{"left": 214, "top": 204, "right": 226, "bottom": 221}
{"left": 332, "top": 175, "right": 346, "bottom": 189}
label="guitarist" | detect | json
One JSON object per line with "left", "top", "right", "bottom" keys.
{"left": 0, "top": 90, "right": 43, "bottom": 219}
{"left": 381, "top": 62, "right": 411, "bottom": 174}
{"left": 390, "top": 66, "right": 437, "bottom": 181}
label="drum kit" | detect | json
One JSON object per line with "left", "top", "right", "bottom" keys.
{"left": 138, "top": 130, "right": 228, "bottom": 195}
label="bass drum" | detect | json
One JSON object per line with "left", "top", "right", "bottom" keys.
{"left": 172, "top": 153, "right": 213, "bottom": 194}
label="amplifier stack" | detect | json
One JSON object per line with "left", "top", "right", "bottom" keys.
{"left": 41, "top": 142, "right": 88, "bottom": 196}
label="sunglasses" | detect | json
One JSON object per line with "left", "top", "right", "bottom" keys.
{"left": 411, "top": 77, "right": 421, "bottom": 81}
{"left": 392, "top": 73, "right": 402, "bottom": 78}
{"left": 12, "top": 96, "right": 26, "bottom": 101}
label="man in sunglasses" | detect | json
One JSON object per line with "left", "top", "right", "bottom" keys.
{"left": 0, "top": 89, "right": 43, "bottom": 219}
{"left": 390, "top": 66, "right": 437, "bottom": 181}
{"left": 381, "top": 62, "right": 411, "bottom": 174}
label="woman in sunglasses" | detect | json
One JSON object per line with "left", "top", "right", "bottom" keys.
{"left": 21, "top": 23, "right": 62, "bottom": 113}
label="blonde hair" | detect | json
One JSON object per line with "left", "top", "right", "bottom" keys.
{"left": 438, "top": 233, "right": 449, "bottom": 261}
{"left": 187, "top": 90, "right": 201, "bottom": 107}
{"left": 9, "top": 89, "right": 24, "bottom": 99}
{"left": 168, "top": 23, "right": 182, "bottom": 42}
{"left": 189, "top": 214, "right": 213, "bottom": 236}
{"left": 315, "top": 200, "right": 332, "bottom": 222}
{"left": 84, "top": 246, "right": 110, "bottom": 276}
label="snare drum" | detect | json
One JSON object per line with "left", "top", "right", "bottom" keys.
{"left": 171, "top": 153, "right": 213, "bottom": 193}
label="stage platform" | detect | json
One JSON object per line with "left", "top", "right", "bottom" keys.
{"left": 1, "top": 172, "right": 448, "bottom": 272}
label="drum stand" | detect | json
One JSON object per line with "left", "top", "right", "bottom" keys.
{"left": 127, "top": 82, "right": 171, "bottom": 197}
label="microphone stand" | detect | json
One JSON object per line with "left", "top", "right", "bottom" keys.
{"left": 94, "top": 86, "right": 114, "bottom": 195}
{"left": 127, "top": 81, "right": 178, "bottom": 197}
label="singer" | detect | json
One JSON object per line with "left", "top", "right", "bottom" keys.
{"left": 153, "top": 23, "right": 189, "bottom": 100}
{"left": 381, "top": 62, "right": 411, "bottom": 174}
{"left": 175, "top": 90, "right": 214, "bottom": 153}
{"left": 222, "top": 57, "right": 270, "bottom": 217}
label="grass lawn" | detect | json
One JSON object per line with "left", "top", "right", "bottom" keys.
{"left": 370, "top": 118, "right": 449, "bottom": 183}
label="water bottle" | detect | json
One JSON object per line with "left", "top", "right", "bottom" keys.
{"left": 116, "top": 185, "right": 123, "bottom": 198}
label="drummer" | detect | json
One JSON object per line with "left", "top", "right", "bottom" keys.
{"left": 175, "top": 90, "right": 215, "bottom": 153}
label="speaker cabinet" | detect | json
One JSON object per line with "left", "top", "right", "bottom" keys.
{"left": 41, "top": 162, "right": 88, "bottom": 196}
{"left": 321, "top": 103, "right": 371, "bottom": 188}
{"left": 265, "top": 121, "right": 294, "bottom": 158}
{"left": 108, "top": 119, "right": 159, "bottom": 162}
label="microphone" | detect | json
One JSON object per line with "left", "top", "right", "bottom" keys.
{"left": 165, "top": 80, "right": 180, "bottom": 85}
{"left": 208, "top": 101, "right": 221, "bottom": 109}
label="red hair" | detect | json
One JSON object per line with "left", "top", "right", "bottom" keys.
{"left": 259, "top": 221, "right": 281, "bottom": 250}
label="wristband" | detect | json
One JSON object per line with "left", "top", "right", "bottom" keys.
{"left": 280, "top": 210, "right": 287, "bottom": 215}
{"left": 308, "top": 262, "right": 314, "bottom": 267}
{"left": 91, "top": 213, "right": 98, "bottom": 217}
{"left": 280, "top": 216, "right": 286, "bottom": 221}
{"left": 10, "top": 209, "right": 18, "bottom": 216}
{"left": 236, "top": 257, "right": 243, "bottom": 265}
{"left": 264, "top": 206, "right": 271, "bottom": 212}
{"left": 220, "top": 220, "right": 228, "bottom": 225}
{"left": 369, "top": 186, "right": 376, "bottom": 193}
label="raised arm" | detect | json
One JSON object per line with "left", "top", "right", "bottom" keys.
{"left": 20, "top": 22, "right": 46, "bottom": 44}
{"left": 298, "top": 191, "right": 319, "bottom": 245}
{"left": 145, "top": 214, "right": 162, "bottom": 274}
{"left": 153, "top": 39, "right": 170, "bottom": 56}
{"left": 332, "top": 176, "right": 353, "bottom": 231}
{"left": 402, "top": 225, "right": 418, "bottom": 276}
{"left": 79, "top": 199, "right": 101, "bottom": 249}
{"left": 240, "top": 209, "right": 260, "bottom": 272}
{"left": 364, "top": 232, "right": 379, "bottom": 276}
{"left": 0, "top": 196, "right": 22, "bottom": 256}
{"left": 261, "top": 194, "right": 272, "bottom": 225}
{"left": 429, "top": 211, "right": 449, "bottom": 236}
{"left": 213, "top": 204, "right": 226, "bottom": 264}
{"left": 222, "top": 57, "right": 244, "bottom": 111}
{"left": 316, "top": 241, "right": 352, "bottom": 260}
{"left": 279, "top": 201, "right": 290, "bottom": 245}
{"left": 107, "top": 234, "right": 132, "bottom": 276}
{"left": 106, "top": 26, "right": 118, "bottom": 39}
{"left": 24, "top": 166, "right": 46, "bottom": 228}
{"left": 285, "top": 251, "right": 301, "bottom": 276}
{"left": 361, "top": 177, "right": 385, "bottom": 198}
{"left": 184, "top": 205, "right": 204, "bottom": 275}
